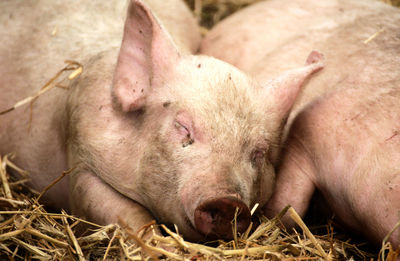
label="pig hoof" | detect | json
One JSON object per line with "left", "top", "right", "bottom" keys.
{"left": 306, "top": 50, "right": 324, "bottom": 65}
{"left": 194, "top": 197, "right": 251, "bottom": 240}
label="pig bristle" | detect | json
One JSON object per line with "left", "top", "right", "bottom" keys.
{"left": 2, "top": 0, "right": 400, "bottom": 260}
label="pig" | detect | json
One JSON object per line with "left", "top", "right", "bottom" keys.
{"left": 0, "top": 0, "right": 323, "bottom": 241}
{"left": 201, "top": 0, "right": 400, "bottom": 247}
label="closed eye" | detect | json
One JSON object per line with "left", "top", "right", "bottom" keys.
{"left": 175, "top": 121, "right": 194, "bottom": 147}
{"left": 251, "top": 149, "right": 266, "bottom": 168}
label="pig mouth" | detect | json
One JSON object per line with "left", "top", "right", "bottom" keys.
{"left": 182, "top": 214, "right": 201, "bottom": 238}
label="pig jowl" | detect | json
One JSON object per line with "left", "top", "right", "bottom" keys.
{"left": 0, "top": 0, "right": 323, "bottom": 241}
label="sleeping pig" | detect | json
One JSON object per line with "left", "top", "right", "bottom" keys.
{"left": 0, "top": 0, "right": 323, "bottom": 241}
{"left": 201, "top": 0, "right": 400, "bottom": 246}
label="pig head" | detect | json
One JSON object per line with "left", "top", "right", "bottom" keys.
{"left": 64, "top": 0, "right": 323, "bottom": 240}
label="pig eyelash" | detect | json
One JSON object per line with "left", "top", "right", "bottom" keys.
{"left": 182, "top": 136, "right": 194, "bottom": 147}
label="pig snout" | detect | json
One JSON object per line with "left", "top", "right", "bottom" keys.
{"left": 194, "top": 197, "right": 251, "bottom": 239}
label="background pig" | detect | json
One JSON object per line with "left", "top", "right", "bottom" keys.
{"left": 0, "top": 0, "right": 200, "bottom": 210}
{"left": 0, "top": 0, "right": 323, "bottom": 241}
{"left": 201, "top": 0, "right": 400, "bottom": 246}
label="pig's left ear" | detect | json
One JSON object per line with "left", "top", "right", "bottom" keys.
{"left": 264, "top": 51, "right": 324, "bottom": 124}
{"left": 112, "top": 0, "right": 180, "bottom": 112}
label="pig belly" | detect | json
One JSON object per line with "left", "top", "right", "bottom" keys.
{"left": 294, "top": 84, "right": 400, "bottom": 245}
{"left": 0, "top": 91, "right": 70, "bottom": 209}
{"left": 325, "top": 143, "right": 400, "bottom": 246}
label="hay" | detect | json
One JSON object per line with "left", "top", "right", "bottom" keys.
{"left": 186, "top": 0, "right": 263, "bottom": 29}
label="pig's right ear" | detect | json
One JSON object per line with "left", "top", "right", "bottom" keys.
{"left": 263, "top": 51, "right": 324, "bottom": 127}
{"left": 112, "top": 0, "right": 180, "bottom": 112}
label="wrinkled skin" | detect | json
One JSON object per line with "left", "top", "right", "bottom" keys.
{"left": 0, "top": 0, "right": 323, "bottom": 241}
{"left": 202, "top": 0, "right": 400, "bottom": 246}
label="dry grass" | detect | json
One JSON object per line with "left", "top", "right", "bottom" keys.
{"left": 382, "top": 0, "right": 400, "bottom": 7}
{"left": 2, "top": 0, "right": 400, "bottom": 260}
{"left": 185, "top": 0, "right": 262, "bottom": 28}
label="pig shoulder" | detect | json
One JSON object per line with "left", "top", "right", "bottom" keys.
{"left": 276, "top": 83, "right": 400, "bottom": 245}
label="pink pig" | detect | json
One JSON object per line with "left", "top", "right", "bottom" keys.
{"left": 202, "top": 0, "right": 400, "bottom": 246}
{"left": 0, "top": 0, "right": 323, "bottom": 241}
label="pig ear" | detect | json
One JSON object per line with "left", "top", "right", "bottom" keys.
{"left": 112, "top": 0, "right": 180, "bottom": 112}
{"left": 264, "top": 51, "right": 324, "bottom": 122}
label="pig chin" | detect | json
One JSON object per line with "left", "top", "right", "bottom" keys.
{"left": 173, "top": 214, "right": 206, "bottom": 242}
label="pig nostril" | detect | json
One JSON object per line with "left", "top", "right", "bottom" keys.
{"left": 209, "top": 209, "right": 217, "bottom": 220}
{"left": 194, "top": 197, "right": 251, "bottom": 240}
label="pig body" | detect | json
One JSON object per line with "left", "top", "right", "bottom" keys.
{"left": 0, "top": 0, "right": 323, "bottom": 240}
{"left": 202, "top": 0, "right": 400, "bottom": 246}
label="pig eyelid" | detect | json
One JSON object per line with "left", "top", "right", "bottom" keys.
{"left": 174, "top": 121, "right": 190, "bottom": 135}
{"left": 250, "top": 149, "right": 267, "bottom": 167}
{"left": 252, "top": 149, "right": 266, "bottom": 159}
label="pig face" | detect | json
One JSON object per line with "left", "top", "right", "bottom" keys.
{"left": 133, "top": 56, "right": 280, "bottom": 240}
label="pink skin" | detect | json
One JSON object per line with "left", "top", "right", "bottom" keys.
{"left": 201, "top": 0, "right": 400, "bottom": 247}
{"left": 0, "top": 0, "right": 323, "bottom": 241}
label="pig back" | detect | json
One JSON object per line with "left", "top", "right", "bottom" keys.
{"left": 0, "top": 0, "right": 199, "bottom": 104}
{"left": 252, "top": 2, "right": 400, "bottom": 124}
{"left": 201, "top": 0, "right": 400, "bottom": 123}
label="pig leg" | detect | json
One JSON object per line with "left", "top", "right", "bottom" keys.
{"left": 70, "top": 169, "right": 155, "bottom": 235}
{"left": 263, "top": 127, "right": 317, "bottom": 228}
